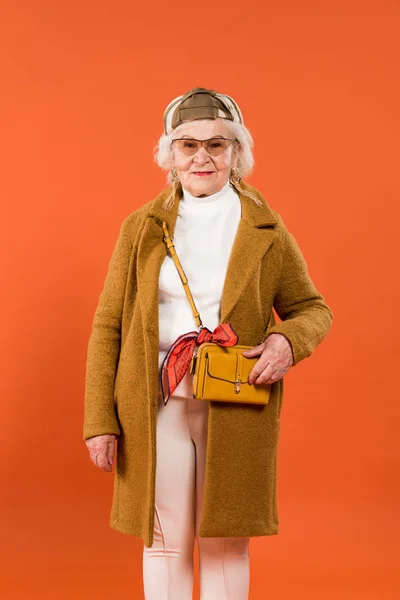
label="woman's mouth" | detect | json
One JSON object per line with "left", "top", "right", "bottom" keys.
{"left": 192, "top": 172, "right": 214, "bottom": 177}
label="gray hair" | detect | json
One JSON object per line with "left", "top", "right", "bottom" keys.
{"left": 153, "top": 118, "right": 255, "bottom": 184}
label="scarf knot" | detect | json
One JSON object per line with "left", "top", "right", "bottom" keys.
{"left": 160, "top": 322, "right": 238, "bottom": 405}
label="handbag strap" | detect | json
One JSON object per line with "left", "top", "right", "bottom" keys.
{"left": 162, "top": 220, "right": 273, "bottom": 338}
{"left": 162, "top": 221, "right": 203, "bottom": 329}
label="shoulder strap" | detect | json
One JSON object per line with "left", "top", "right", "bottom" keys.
{"left": 162, "top": 221, "right": 203, "bottom": 329}
{"left": 162, "top": 220, "right": 273, "bottom": 337}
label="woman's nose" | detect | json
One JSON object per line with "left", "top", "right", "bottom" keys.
{"left": 193, "top": 146, "right": 212, "bottom": 163}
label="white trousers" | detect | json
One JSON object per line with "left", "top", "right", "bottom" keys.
{"left": 142, "top": 393, "right": 250, "bottom": 600}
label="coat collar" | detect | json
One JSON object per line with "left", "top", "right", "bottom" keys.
{"left": 148, "top": 180, "right": 278, "bottom": 232}
{"left": 137, "top": 181, "right": 278, "bottom": 343}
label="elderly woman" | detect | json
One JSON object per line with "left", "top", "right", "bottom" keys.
{"left": 83, "top": 86, "right": 333, "bottom": 600}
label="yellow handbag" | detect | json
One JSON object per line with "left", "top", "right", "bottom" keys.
{"left": 162, "top": 222, "right": 272, "bottom": 406}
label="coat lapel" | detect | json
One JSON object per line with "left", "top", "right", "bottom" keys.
{"left": 219, "top": 216, "right": 276, "bottom": 323}
{"left": 137, "top": 181, "right": 278, "bottom": 340}
{"left": 136, "top": 216, "right": 168, "bottom": 336}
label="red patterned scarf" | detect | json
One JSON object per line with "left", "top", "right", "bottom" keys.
{"left": 160, "top": 322, "right": 238, "bottom": 405}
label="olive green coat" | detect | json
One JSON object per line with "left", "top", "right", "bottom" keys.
{"left": 83, "top": 181, "right": 333, "bottom": 548}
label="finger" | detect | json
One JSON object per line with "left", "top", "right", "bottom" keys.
{"left": 262, "top": 367, "right": 287, "bottom": 384}
{"left": 241, "top": 343, "right": 265, "bottom": 357}
{"left": 89, "top": 452, "right": 101, "bottom": 467}
{"left": 253, "top": 363, "right": 277, "bottom": 385}
{"left": 248, "top": 359, "right": 273, "bottom": 384}
{"left": 97, "top": 450, "right": 111, "bottom": 471}
{"left": 87, "top": 438, "right": 114, "bottom": 471}
{"left": 94, "top": 450, "right": 112, "bottom": 472}
{"left": 247, "top": 346, "right": 277, "bottom": 383}
{"left": 257, "top": 368, "right": 278, "bottom": 384}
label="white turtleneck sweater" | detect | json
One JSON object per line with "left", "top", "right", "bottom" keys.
{"left": 157, "top": 180, "right": 241, "bottom": 398}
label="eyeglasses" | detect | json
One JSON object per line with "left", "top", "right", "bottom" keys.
{"left": 171, "top": 137, "right": 238, "bottom": 157}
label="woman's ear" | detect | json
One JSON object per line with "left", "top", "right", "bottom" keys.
{"left": 232, "top": 143, "right": 241, "bottom": 168}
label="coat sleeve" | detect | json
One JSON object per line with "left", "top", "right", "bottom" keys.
{"left": 263, "top": 216, "right": 333, "bottom": 367}
{"left": 83, "top": 216, "right": 133, "bottom": 441}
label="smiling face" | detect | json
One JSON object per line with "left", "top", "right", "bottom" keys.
{"left": 171, "top": 119, "right": 239, "bottom": 197}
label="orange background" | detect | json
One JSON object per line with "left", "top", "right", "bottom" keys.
{"left": 1, "top": 1, "right": 399, "bottom": 598}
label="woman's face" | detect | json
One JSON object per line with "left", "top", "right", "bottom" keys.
{"left": 171, "top": 119, "right": 239, "bottom": 197}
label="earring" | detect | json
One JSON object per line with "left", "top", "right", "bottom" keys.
{"left": 229, "top": 166, "right": 241, "bottom": 185}
{"left": 229, "top": 166, "right": 262, "bottom": 206}
{"left": 171, "top": 167, "right": 180, "bottom": 183}
{"left": 162, "top": 167, "right": 181, "bottom": 210}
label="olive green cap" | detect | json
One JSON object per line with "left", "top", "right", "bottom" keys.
{"left": 163, "top": 87, "right": 244, "bottom": 134}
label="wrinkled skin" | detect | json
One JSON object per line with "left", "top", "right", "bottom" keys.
{"left": 85, "top": 433, "right": 116, "bottom": 472}
{"left": 86, "top": 334, "right": 292, "bottom": 471}
{"left": 243, "top": 333, "right": 294, "bottom": 384}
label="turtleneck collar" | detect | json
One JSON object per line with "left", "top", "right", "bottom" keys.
{"left": 181, "top": 180, "right": 235, "bottom": 208}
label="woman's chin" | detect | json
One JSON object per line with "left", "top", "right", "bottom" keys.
{"left": 186, "top": 182, "right": 212, "bottom": 196}
{"left": 187, "top": 179, "right": 226, "bottom": 197}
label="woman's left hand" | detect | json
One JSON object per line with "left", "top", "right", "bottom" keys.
{"left": 241, "top": 333, "right": 294, "bottom": 385}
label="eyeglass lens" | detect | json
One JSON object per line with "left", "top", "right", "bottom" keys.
{"left": 172, "top": 138, "right": 235, "bottom": 156}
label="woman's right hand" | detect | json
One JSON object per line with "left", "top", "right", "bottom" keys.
{"left": 85, "top": 434, "right": 117, "bottom": 472}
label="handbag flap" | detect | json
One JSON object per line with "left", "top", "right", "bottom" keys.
{"left": 205, "top": 350, "right": 239, "bottom": 384}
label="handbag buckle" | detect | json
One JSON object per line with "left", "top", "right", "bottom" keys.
{"left": 234, "top": 379, "right": 242, "bottom": 394}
